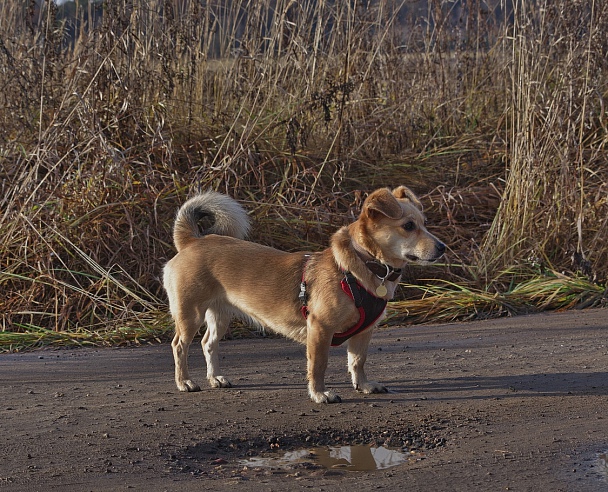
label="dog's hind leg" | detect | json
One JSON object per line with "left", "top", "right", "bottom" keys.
{"left": 347, "top": 328, "right": 388, "bottom": 394}
{"left": 202, "top": 307, "right": 232, "bottom": 388}
{"left": 172, "top": 314, "right": 202, "bottom": 392}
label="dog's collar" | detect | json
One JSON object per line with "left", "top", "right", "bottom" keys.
{"left": 352, "top": 244, "right": 402, "bottom": 282}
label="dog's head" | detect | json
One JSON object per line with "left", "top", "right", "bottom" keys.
{"left": 354, "top": 186, "right": 445, "bottom": 268}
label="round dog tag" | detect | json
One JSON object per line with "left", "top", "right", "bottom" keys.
{"left": 375, "top": 284, "right": 388, "bottom": 297}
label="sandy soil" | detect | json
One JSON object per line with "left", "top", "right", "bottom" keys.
{"left": 1, "top": 309, "right": 607, "bottom": 491}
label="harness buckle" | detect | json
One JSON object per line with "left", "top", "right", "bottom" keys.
{"left": 299, "top": 281, "right": 308, "bottom": 305}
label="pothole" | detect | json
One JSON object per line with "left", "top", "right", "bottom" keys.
{"left": 166, "top": 424, "right": 446, "bottom": 479}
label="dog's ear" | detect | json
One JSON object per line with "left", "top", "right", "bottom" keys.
{"left": 363, "top": 188, "right": 404, "bottom": 220}
{"left": 392, "top": 186, "right": 423, "bottom": 211}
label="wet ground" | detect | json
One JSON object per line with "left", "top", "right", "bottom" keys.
{"left": 1, "top": 308, "right": 607, "bottom": 491}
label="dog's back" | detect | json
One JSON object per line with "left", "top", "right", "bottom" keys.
{"left": 172, "top": 191, "right": 251, "bottom": 252}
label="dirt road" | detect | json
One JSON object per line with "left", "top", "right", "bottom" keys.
{"left": 1, "top": 309, "right": 607, "bottom": 491}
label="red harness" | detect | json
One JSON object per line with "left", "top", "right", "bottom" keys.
{"left": 300, "top": 269, "right": 387, "bottom": 347}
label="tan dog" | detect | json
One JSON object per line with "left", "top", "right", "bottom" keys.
{"left": 163, "top": 187, "right": 445, "bottom": 403}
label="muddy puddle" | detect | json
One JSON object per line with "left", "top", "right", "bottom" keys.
{"left": 241, "top": 445, "right": 412, "bottom": 471}
{"left": 168, "top": 424, "right": 446, "bottom": 478}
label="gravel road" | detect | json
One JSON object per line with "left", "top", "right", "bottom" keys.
{"left": 1, "top": 308, "right": 607, "bottom": 491}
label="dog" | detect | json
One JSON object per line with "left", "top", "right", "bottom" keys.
{"left": 163, "top": 187, "right": 445, "bottom": 403}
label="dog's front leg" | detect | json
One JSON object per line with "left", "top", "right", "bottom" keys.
{"left": 307, "top": 319, "right": 341, "bottom": 403}
{"left": 347, "top": 328, "right": 388, "bottom": 394}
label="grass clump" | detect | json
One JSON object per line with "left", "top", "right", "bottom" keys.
{"left": 1, "top": 0, "right": 607, "bottom": 350}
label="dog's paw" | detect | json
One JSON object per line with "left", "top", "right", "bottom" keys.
{"left": 310, "top": 390, "right": 342, "bottom": 404}
{"left": 209, "top": 376, "right": 232, "bottom": 388}
{"left": 177, "top": 380, "right": 201, "bottom": 392}
{"left": 356, "top": 381, "right": 388, "bottom": 394}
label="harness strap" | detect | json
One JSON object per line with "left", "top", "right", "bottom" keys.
{"left": 332, "top": 273, "right": 387, "bottom": 346}
{"left": 299, "top": 267, "right": 387, "bottom": 347}
{"left": 299, "top": 254, "right": 311, "bottom": 318}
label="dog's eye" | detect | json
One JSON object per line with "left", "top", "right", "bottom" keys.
{"left": 403, "top": 221, "right": 416, "bottom": 232}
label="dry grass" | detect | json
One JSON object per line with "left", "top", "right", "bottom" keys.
{"left": 481, "top": 0, "right": 608, "bottom": 284}
{"left": 0, "top": 0, "right": 607, "bottom": 350}
{"left": 389, "top": 272, "right": 607, "bottom": 325}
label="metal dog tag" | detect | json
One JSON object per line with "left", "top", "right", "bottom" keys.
{"left": 375, "top": 284, "right": 388, "bottom": 297}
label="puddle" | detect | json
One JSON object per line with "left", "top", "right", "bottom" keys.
{"left": 241, "top": 445, "right": 410, "bottom": 471}
{"left": 169, "top": 426, "right": 445, "bottom": 478}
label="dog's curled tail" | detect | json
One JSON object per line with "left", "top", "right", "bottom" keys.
{"left": 172, "top": 191, "right": 251, "bottom": 252}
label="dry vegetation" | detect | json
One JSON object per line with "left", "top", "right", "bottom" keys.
{"left": 1, "top": 0, "right": 607, "bottom": 350}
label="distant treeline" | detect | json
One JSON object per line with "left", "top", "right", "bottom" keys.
{"left": 36, "top": 0, "right": 515, "bottom": 55}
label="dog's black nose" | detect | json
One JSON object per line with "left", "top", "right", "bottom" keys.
{"left": 436, "top": 241, "right": 446, "bottom": 256}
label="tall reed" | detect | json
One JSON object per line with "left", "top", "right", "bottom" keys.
{"left": 481, "top": 0, "right": 608, "bottom": 285}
